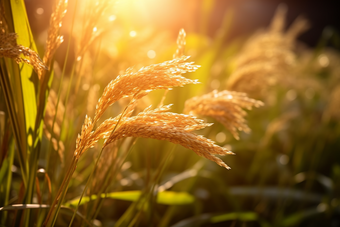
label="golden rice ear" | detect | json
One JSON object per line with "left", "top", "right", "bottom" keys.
{"left": 74, "top": 50, "right": 200, "bottom": 160}
{"left": 0, "top": 33, "right": 47, "bottom": 78}
{"left": 75, "top": 0, "right": 118, "bottom": 58}
{"left": 286, "top": 16, "right": 310, "bottom": 41}
{"left": 173, "top": 28, "right": 186, "bottom": 59}
{"left": 43, "top": 0, "right": 68, "bottom": 68}
{"left": 184, "top": 90, "right": 263, "bottom": 140}
{"left": 101, "top": 107, "right": 234, "bottom": 169}
{"left": 93, "top": 56, "right": 200, "bottom": 123}
{"left": 270, "top": 3, "right": 287, "bottom": 34}
{"left": 160, "top": 28, "right": 187, "bottom": 107}
{"left": 75, "top": 115, "right": 93, "bottom": 158}
{"left": 74, "top": 103, "right": 234, "bottom": 169}
{"left": 226, "top": 5, "right": 309, "bottom": 99}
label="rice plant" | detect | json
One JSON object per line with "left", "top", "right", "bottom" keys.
{"left": 1, "top": 0, "right": 340, "bottom": 226}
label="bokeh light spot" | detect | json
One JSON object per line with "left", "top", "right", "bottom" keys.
{"left": 278, "top": 154, "right": 289, "bottom": 165}
{"left": 318, "top": 54, "right": 329, "bottom": 67}
{"left": 216, "top": 132, "right": 226, "bottom": 143}
{"left": 109, "top": 15, "right": 116, "bottom": 21}
{"left": 210, "top": 79, "right": 220, "bottom": 90}
{"left": 129, "top": 30, "right": 137, "bottom": 37}
{"left": 286, "top": 89, "right": 297, "bottom": 101}
{"left": 36, "top": 8, "right": 44, "bottom": 15}
{"left": 147, "top": 50, "right": 156, "bottom": 59}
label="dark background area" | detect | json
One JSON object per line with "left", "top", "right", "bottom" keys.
{"left": 212, "top": 0, "right": 340, "bottom": 47}
{"left": 25, "top": 0, "right": 340, "bottom": 48}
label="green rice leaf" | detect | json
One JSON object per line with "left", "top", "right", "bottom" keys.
{"left": 210, "top": 212, "right": 258, "bottom": 223}
{"left": 65, "top": 190, "right": 195, "bottom": 207}
{"left": 10, "top": 0, "right": 39, "bottom": 140}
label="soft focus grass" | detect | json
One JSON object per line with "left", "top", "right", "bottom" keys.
{"left": 1, "top": 0, "right": 340, "bottom": 227}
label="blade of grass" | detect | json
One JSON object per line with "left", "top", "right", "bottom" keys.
{"left": 0, "top": 60, "right": 27, "bottom": 186}
{"left": 170, "top": 212, "right": 266, "bottom": 227}
{"left": 159, "top": 161, "right": 205, "bottom": 227}
{"left": 10, "top": 0, "right": 44, "bottom": 225}
{"left": 43, "top": 156, "right": 77, "bottom": 227}
{"left": 114, "top": 146, "right": 175, "bottom": 227}
{"left": 10, "top": 0, "right": 39, "bottom": 160}
{"left": 0, "top": 204, "right": 93, "bottom": 227}
{"left": 132, "top": 144, "right": 176, "bottom": 227}
{"left": 65, "top": 191, "right": 194, "bottom": 207}
{"left": 0, "top": 139, "right": 14, "bottom": 225}
{"left": 88, "top": 138, "right": 137, "bottom": 223}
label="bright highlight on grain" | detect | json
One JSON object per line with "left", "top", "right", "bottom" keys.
{"left": 129, "top": 30, "right": 137, "bottom": 37}
{"left": 147, "top": 50, "right": 156, "bottom": 59}
{"left": 36, "top": 8, "right": 44, "bottom": 15}
{"left": 109, "top": 15, "right": 116, "bottom": 21}
{"left": 93, "top": 27, "right": 97, "bottom": 32}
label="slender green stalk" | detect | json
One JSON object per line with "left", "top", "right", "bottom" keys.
{"left": 119, "top": 145, "right": 175, "bottom": 227}
{"left": 0, "top": 62, "right": 27, "bottom": 186}
{"left": 89, "top": 138, "right": 137, "bottom": 223}
{"left": 43, "top": 156, "right": 77, "bottom": 226}
{"left": 0, "top": 139, "right": 14, "bottom": 225}
{"left": 69, "top": 102, "right": 131, "bottom": 226}
{"left": 68, "top": 148, "right": 105, "bottom": 227}
{"left": 42, "top": 0, "right": 79, "bottom": 199}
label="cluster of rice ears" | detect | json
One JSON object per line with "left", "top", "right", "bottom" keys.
{"left": 1, "top": 1, "right": 340, "bottom": 227}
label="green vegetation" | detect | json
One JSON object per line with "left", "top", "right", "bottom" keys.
{"left": 0, "top": 0, "right": 340, "bottom": 226}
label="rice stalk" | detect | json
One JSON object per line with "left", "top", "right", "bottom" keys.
{"left": 75, "top": 0, "right": 117, "bottom": 58}
{"left": 73, "top": 0, "right": 117, "bottom": 95}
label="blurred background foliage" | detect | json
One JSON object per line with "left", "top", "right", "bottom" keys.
{"left": 1, "top": 0, "right": 340, "bottom": 226}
